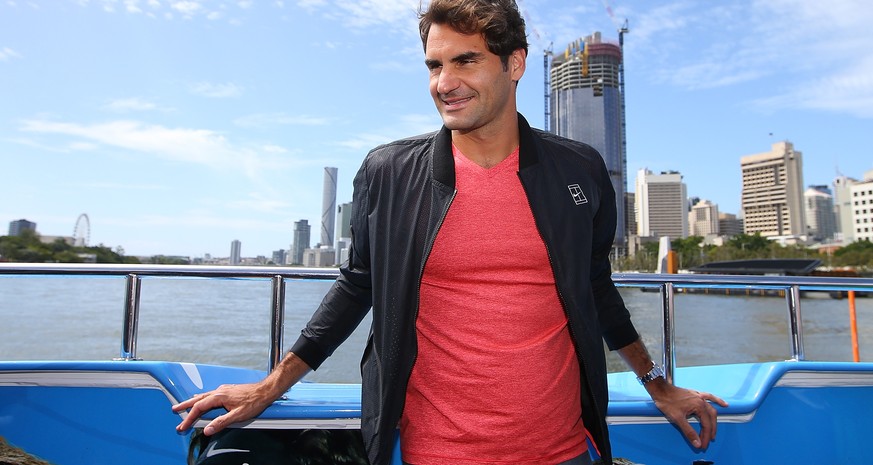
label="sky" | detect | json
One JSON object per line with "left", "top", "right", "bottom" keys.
{"left": 2, "top": 0, "right": 872, "bottom": 259}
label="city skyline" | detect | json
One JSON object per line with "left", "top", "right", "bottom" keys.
{"left": 2, "top": 0, "right": 872, "bottom": 258}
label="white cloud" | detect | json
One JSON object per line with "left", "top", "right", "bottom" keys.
{"left": 20, "top": 118, "right": 240, "bottom": 169}
{"left": 124, "top": 0, "right": 142, "bottom": 13}
{"left": 621, "top": 0, "right": 873, "bottom": 117}
{"left": 335, "top": 0, "right": 419, "bottom": 29}
{"left": 190, "top": 81, "right": 243, "bottom": 98}
{"left": 170, "top": 0, "right": 202, "bottom": 17}
{"left": 297, "top": 0, "right": 326, "bottom": 10}
{"left": 337, "top": 113, "right": 439, "bottom": 150}
{"left": 80, "top": 181, "right": 170, "bottom": 191}
{"left": 68, "top": 141, "right": 99, "bottom": 151}
{"left": 233, "top": 112, "right": 330, "bottom": 127}
{"left": 228, "top": 192, "right": 291, "bottom": 214}
{"left": 102, "top": 97, "right": 161, "bottom": 112}
{"left": 18, "top": 118, "right": 301, "bottom": 182}
{"left": 370, "top": 60, "right": 418, "bottom": 73}
{"left": 261, "top": 144, "right": 289, "bottom": 154}
{"left": 0, "top": 47, "right": 22, "bottom": 61}
{"left": 237, "top": 0, "right": 252, "bottom": 9}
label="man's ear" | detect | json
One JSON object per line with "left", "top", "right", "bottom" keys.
{"left": 510, "top": 48, "right": 527, "bottom": 81}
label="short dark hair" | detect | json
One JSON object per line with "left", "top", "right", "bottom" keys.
{"left": 419, "top": 0, "right": 529, "bottom": 68}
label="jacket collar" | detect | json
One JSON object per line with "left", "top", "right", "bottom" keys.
{"left": 432, "top": 113, "right": 539, "bottom": 188}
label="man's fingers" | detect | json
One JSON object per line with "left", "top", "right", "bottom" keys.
{"left": 678, "top": 400, "right": 719, "bottom": 450}
{"left": 674, "top": 416, "right": 702, "bottom": 449}
{"left": 171, "top": 391, "right": 210, "bottom": 412}
{"left": 701, "top": 391, "right": 729, "bottom": 408}
{"left": 174, "top": 393, "right": 222, "bottom": 432}
{"left": 696, "top": 402, "right": 718, "bottom": 449}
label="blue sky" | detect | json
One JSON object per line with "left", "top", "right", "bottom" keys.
{"left": 2, "top": 0, "right": 871, "bottom": 259}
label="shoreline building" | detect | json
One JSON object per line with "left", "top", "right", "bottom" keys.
{"left": 804, "top": 185, "right": 837, "bottom": 242}
{"left": 321, "top": 167, "right": 338, "bottom": 248}
{"left": 635, "top": 169, "right": 688, "bottom": 239}
{"left": 291, "top": 219, "right": 311, "bottom": 265}
{"left": 550, "top": 32, "right": 627, "bottom": 255}
{"left": 230, "top": 240, "right": 241, "bottom": 266}
{"left": 741, "top": 141, "right": 806, "bottom": 240}
{"left": 689, "top": 199, "right": 720, "bottom": 238}
{"left": 718, "top": 213, "right": 744, "bottom": 238}
{"left": 850, "top": 170, "right": 873, "bottom": 243}
{"left": 8, "top": 219, "right": 36, "bottom": 237}
{"left": 833, "top": 175, "right": 858, "bottom": 244}
{"left": 336, "top": 202, "right": 353, "bottom": 265}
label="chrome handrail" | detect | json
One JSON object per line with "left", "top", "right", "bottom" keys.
{"left": 612, "top": 272, "right": 873, "bottom": 380}
{"left": 1, "top": 263, "right": 871, "bottom": 379}
{"left": 0, "top": 263, "right": 339, "bottom": 371}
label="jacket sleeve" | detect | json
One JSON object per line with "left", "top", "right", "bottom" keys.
{"left": 289, "top": 157, "right": 374, "bottom": 370}
{"left": 589, "top": 155, "right": 639, "bottom": 351}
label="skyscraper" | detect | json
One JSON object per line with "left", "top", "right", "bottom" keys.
{"left": 804, "top": 185, "right": 837, "bottom": 242}
{"left": 850, "top": 170, "right": 873, "bottom": 243}
{"left": 718, "top": 213, "right": 744, "bottom": 237}
{"left": 741, "top": 141, "right": 806, "bottom": 238}
{"left": 336, "top": 202, "right": 353, "bottom": 265}
{"left": 833, "top": 175, "right": 858, "bottom": 244}
{"left": 550, "top": 32, "right": 627, "bottom": 254}
{"left": 230, "top": 239, "right": 241, "bottom": 265}
{"left": 291, "top": 219, "right": 311, "bottom": 266}
{"left": 321, "top": 167, "right": 338, "bottom": 248}
{"left": 8, "top": 219, "right": 36, "bottom": 236}
{"left": 689, "top": 199, "right": 720, "bottom": 237}
{"left": 635, "top": 169, "right": 688, "bottom": 239}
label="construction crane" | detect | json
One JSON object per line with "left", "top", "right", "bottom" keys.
{"left": 603, "top": 0, "right": 631, "bottom": 256}
{"left": 516, "top": 0, "right": 554, "bottom": 131}
{"left": 544, "top": 43, "right": 553, "bottom": 132}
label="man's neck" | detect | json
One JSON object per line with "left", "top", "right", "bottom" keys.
{"left": 451, "top": 114, "right": 520, "bottom": 169}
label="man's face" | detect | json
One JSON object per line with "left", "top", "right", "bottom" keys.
{"left": 424, "top": 23, "right": 525, "bottom": 133}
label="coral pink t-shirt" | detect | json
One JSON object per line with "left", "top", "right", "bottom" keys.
{"left": 400, "top": 146, "right": 586, "bottom": 465}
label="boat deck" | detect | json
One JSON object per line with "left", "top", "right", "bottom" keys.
{"left": 2, "top": 264, "right": 873, "bottom": 464}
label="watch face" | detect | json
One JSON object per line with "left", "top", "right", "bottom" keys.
{"left": 638, "top": 363, "right": 664, "bottom": 384}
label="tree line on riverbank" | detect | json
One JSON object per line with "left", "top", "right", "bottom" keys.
{"left": 3, "top": 230, "right": 872, "bottom": 274}
{"left": 615, "top": 233, "right": 873, "bottom": 274}
{"left": 0, "top": 230, "right": 139, "bottom": 264}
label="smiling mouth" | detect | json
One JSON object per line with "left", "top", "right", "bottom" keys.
{"left": 442, "top": 95, "right": 473, "bottom": 108}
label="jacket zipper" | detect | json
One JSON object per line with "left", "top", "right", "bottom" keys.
{"left": 400, "top": 186, "right": 457, "bottom": 421}
{"left": 517, "top": 171, "right": 607, "bottom": 460}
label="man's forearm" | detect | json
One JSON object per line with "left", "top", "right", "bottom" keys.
{"left": 617, "top": 337, "right": 658, "bottom": 379}
{"left": 260, "top": 351, "right": 313, "bottom": 398}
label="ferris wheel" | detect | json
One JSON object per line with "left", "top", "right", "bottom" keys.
{"left": 73, "top": 213, "right": 90, "bottom": 247}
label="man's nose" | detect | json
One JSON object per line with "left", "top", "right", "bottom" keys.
{"left": 435, "top": 68, "right": 460, "bottom": 95}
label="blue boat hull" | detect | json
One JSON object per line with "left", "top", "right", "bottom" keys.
{"left": 2, "top": 360, "right": 872, "bottom": 464}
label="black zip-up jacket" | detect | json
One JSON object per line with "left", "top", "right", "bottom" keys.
{"left": 290, "top": 114, "right": 639, "bottom": 465}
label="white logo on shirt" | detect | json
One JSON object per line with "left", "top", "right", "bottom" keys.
{"left": 568, "top": 184, "right": 588, "bottom": 205}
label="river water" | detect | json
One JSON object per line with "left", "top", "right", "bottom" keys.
{"left": 1, "top": 275, "right": 871, "bottom": 383}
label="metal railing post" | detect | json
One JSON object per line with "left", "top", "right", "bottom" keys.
{"left": 118, "top": 273, "right": 142, "bottom": 361}
{"left": 268, "top": 275, "right": 286, "bottom": 372}
{"left": 660, "top": 282, "right": 676, "bottom": 384}
{"left": 786, "top": 284, "right": 805, "bottom": 361}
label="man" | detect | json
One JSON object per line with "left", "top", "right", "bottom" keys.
{"left": 174, "top": 1, "right": 727, "bottom": 464}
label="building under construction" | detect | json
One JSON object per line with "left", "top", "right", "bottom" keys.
{"left": 549, "top": 32, "right": 627, "bottom": 256}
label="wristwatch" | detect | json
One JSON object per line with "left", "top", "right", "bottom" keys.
{"left": 637, "top": 362, "right": 665, "bottom": 385}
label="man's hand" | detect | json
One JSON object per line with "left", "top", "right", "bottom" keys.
{"left": 172, "top": 352, "right": 312, "bottom": 436}
{"left": 646, "top": 380, "right": 728, "bottom": 450}
{"left": 172, "top": 382, "right": 278, "bottom": 435}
